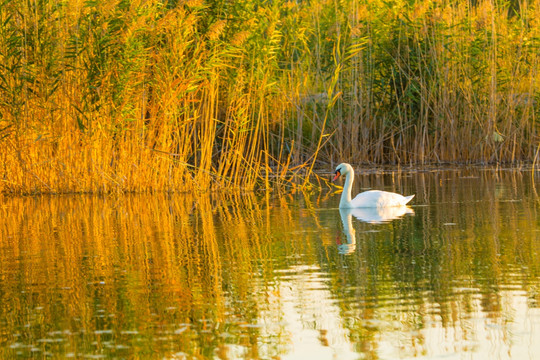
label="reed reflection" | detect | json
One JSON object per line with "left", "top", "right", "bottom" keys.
{"left": 0, "top": 194, "right": 275, "bottom": 359}
{"left": 325, "top": 169, "right": 540, "bottom": 359}
{"left": 0, "top": 169, "right": 538, "bottom": 359}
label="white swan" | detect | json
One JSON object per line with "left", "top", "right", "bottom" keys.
{"left": 333, "top": 163, "right": 414, "bottom": 208}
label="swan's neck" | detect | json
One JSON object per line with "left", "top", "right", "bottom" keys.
{"left": 340, "top": 171, "right": 353, "bottom": 208}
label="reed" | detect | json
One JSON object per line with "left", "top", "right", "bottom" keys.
{"left": 0, "top": 0, "right": 538, "bottom": 194}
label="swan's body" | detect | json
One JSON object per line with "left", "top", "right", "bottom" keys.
{"left": 333, "top": 163, "right": 414, "bottom": 208}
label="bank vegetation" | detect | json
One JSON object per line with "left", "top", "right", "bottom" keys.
{"left": 0, "top": 0, "right": 538, "bottom": 193}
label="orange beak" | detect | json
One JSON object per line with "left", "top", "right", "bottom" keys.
{"left": 332, "top": 170, "right": 341, "bottom": 182}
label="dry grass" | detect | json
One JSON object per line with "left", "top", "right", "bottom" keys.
{"left": 0, "top": 0, "right": 538, "bottom": 194}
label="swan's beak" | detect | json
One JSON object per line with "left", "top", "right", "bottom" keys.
{"left": 332, "top": 170, "right": 341, "bottom": 182}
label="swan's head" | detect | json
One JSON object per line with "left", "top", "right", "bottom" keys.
{"left": 332, "top": 163, "right": 352, "bottom": 181}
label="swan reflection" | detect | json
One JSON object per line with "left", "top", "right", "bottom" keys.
{"left": 346, "top": 206, "right": 414, "bottom": 224}
{"left": 337, "top": 206, "right": 414, "bottom": 254}
{"left": 337, "top": 208, "right": 357, "bottom": 255}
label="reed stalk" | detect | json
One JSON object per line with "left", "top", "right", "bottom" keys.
{"left": 0, "top": 0, "right": 538, "bottom": 194}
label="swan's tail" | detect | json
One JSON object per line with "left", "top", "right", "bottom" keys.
{"left": 403, "top": 194, "right": 415, "bottom": 205}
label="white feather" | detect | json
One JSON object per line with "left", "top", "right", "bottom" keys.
{"left": 333, "top": 163, "right": 414, "bottom": 208}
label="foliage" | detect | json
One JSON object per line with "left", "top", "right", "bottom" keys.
{"left": 0, "top": 0, "right": 538, "bottom": 193}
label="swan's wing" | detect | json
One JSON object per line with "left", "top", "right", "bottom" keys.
{"left": 350, "top": 190, "right": 415, "bottom": 207}
{"left": 349, "top": 190, "right": 384, "bottom": 207}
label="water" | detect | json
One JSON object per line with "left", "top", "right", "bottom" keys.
{"left": 0, "top": 168, "right": 539, "bottom": 359}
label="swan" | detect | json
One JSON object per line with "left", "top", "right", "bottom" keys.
{"left": 332, "top": 163, "right": 414, "bottom": 208}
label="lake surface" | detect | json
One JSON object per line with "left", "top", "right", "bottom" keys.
{"left": 1, "top": 168, "right": 539, "bottom": 359}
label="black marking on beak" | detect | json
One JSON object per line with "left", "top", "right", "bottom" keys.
{"left": 332, "top": 169, "right": 341, "bottom": 181}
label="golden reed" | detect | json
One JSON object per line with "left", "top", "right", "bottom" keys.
{"left": 0, "top": 0, "right": 538, "bottom": 194}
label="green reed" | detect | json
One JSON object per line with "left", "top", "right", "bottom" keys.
{"left": 0, "top": 0, "right": 538, "bottom": 194}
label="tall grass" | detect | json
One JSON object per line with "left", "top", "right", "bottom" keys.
{"left": 0, "top": 0, "right": 538, "bottom": 194}
{"left": 290, "top": 0, "right": 540, "bottom": 165}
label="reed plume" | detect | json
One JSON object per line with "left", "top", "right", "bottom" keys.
{"left": 0, "top": 0, "right": 538, "bottom": 194}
